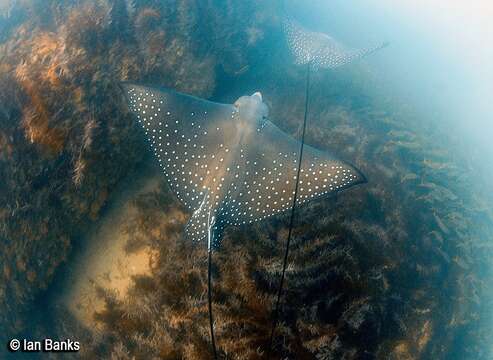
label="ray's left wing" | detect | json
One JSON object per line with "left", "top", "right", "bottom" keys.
{"left": 224, "top": 120, "right": 367, "bottom": 226}
{"left": 122, "top": 83, "right": 240, "bottom": 213}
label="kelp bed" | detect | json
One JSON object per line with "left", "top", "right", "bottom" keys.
{"left": 0, "top": 1, "right": 492, "bottom": 359}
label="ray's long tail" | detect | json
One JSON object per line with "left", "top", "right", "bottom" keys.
{"left": 207, "top": 213, "right": 218, "bottom": 359}
{"left": 208, "top": 248, "right": 218, "bottom": 359}
{"left": 268, "top": 61, "right": 312, "bottom": 352}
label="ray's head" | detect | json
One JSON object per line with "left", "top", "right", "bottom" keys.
{"left": 234, "top": 92, "right": 269, "bottom": 131}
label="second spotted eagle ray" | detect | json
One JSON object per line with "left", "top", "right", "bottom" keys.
{"left": 264, "top": 15, "right": 388, "bottom": 351}
{"left": 284, "top": 16, "right": 389, "bottom": 69}
{"left": 122, "top": 83, "right": 366, "bottom": 356}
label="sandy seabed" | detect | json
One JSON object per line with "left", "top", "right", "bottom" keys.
{"left": 61, "top": 164, "right": 161, "bottom": 331}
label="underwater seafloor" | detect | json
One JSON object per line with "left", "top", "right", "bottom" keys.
{"left": 1, "top": 1, "right": 492, "bottom": 359}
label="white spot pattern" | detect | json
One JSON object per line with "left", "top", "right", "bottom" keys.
{"left": 283, "top": 17, "right": 388, "bottom": 69}
{"left": 124, "top": 84, "right": 366, "bottom": 246}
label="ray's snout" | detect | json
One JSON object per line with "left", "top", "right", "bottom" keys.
{"left": 234, "top": 92, "right": 269, "bottom": 126}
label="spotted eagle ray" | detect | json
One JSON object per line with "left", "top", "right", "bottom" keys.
{"left": 122, "top": 83, "right": 366, "bottom": 356}
{"left": 267, "top": 16, "right": 389, "bottom": 351}
{"left": 283, "top": 16, "right": 389, "bottom": 70}
{"left": 123, "top": 84, "right": 366, "bottom": 246}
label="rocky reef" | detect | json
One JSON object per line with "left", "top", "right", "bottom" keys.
{"left": 0, "top": 0, "right": 492, "bottom": 359}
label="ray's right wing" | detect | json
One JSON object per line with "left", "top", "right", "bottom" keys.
{"left": 225, "top": 120, "right": 367, "bottom": 226}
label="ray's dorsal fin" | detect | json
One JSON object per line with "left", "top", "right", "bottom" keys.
{"left": 183, "top": 190, "right": 225, "bottom": 246}
{"left": 184, "top": 191, "right": 211, "bottom": 243}
{"left": 283, "top": 16, "right": 388, "bottom": 69}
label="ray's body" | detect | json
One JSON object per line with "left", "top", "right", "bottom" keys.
{"left": 283, "top": 16, "right": 389, "bottom": 70}
{"left": 122, "top": 83, "right": 366, "bottom": 357}
{"left": 123, "top": 84, "right": 365, "bottom": 244}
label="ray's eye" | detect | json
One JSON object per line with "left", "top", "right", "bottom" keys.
{"left": 257, "top": 116, "right": 267, "bottom": 132}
